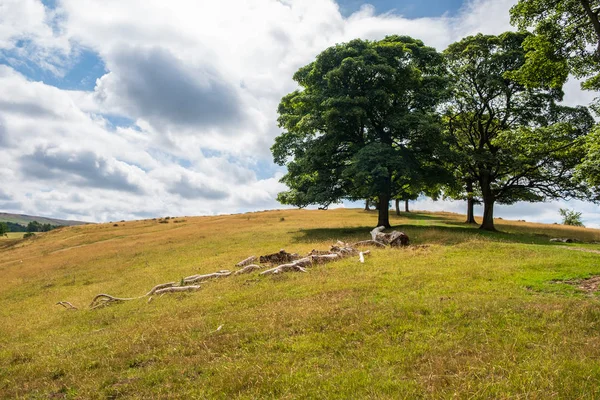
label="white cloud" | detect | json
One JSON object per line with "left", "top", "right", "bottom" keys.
{"left": 0, "top": 0, "right": 597, "bottom": 225}
{"left": 0, "top": 0, "right": 72, "bottom": 75}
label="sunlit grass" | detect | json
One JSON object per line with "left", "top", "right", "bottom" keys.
{"left": 1, "top": 209, "right": 600, "bottom": 398}
{"left": 1, "top": 232, "right": 26, "bottom": 240}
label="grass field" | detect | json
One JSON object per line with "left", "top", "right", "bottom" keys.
{"left": 2, "top": 232, "right": 27, "bottom": 240}
{"left": 1, "top": 209, "right": 600, "bottom": 399}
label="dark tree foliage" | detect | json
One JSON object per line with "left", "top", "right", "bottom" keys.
{"left": 444, "top": 32, "right": 594, "bottom": 231}
{"left": 272, "top": 36, "right": 451, "bottom": 228}
{"left": 27, "top": 221, "right": 57, "bottom": 233}
{"left": 4, "top": 222, "right": 25, "bottom": 232}
{"left": 0, "top": 222, "right": 8, "bottom": 236}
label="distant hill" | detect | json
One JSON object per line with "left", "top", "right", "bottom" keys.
{"left": 0, "top": 212, "right": 90, "bottom": 227}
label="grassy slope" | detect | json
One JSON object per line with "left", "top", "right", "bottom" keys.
{"left": 1, "top": 209, "right": 600, "bottom": 399}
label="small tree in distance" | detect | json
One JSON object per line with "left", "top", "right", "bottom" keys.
{"left": 0, "top": 222, "right": 9, "bottom": 237}
{"left": 559, "top": 208, "right": 584, "bottom": 227}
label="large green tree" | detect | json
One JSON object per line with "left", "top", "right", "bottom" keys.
{"left": 510, "top": 0, "right": 600, "bottom": 101}
{"left": 272, "top": 36, "right": 450, "bottom": 228}
{"left": 444, "top": 32, "right": 594, "bottom": 231}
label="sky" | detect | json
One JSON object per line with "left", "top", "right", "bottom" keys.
{"left": 0, "top": 0, "right": 598, "bottom": 227}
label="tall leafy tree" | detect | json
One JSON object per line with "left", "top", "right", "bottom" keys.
{"left": 510, "top": 0, "right": 600, "bottom": 103}
{"left": 272, "top": 36, "right": 450, "bottom": 228}
{"left": 444, "top": 32, "right": 594, "bottom": 231}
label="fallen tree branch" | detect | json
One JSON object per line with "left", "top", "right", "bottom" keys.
{"left": 330, "top": 244, "right": 358, "bottom": 256}
{"left": 90, "top": 294, "right": 143, "bottom": 309}
{"left": 260, "top": 263, "right": 307, "bottom": 275}
{"left": 146, "top": 282, "right": 177, "bottom": 296}
{"left": 183, "top": 270, "right": 231, "bottom": 284}
{"left": 154, "top": 285, "right": 201, "bottom": 295}
{"left": 236, "top": 256, "right": 257, "bottom": 267}
{"left": 234, "top": 264, "right": 263, "bottom": 275}
{"left": 352, "top": 240, "right": 386, "bottom": 248}
{"left": 56, "top": 301, "right": 78, "bottom": 310}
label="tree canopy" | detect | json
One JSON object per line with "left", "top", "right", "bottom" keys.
{"left": 443, "top": 31, "right": 594, "bottom": 230}
{"left": 577, "top": 126, "right": 600, "bottom": 200}
{"left": 510, "top": 0, "right": 600, "bottom": 106}
{"left": 272, "top": 36, "right": 451, "bottom": 228}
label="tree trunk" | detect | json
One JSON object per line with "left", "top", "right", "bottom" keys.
{"left": 404, "top": 199, "right": 410, "bottom": 213}
{"left": 480, "top": 197, "right": 496, "bottom": 231}
{"left": 377, "top": 194, "right": 391, "bottom": 228}
{"left": 395, "top": 199, "right": 400, "bottom": 216}
{"left": 465, "top": 180, "right": 476, "bottom": 224}
{"left": 364, "top": 199, "right": 370, "bottom": 211}
{"left": 479, "top": 175, "right": 496, "bottom": 231}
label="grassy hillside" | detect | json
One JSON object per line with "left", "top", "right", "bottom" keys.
{"left": 1, "top": 209, "right": 600, "bottom": 399}
{"left": 0, "top": 212, "right": 89, "bottom": 227}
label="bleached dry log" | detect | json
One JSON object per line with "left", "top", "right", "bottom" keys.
{"left": 56, "top": 301, "right": 78, "bottom": 310}
{"left": 387, "top": 232, "right": 410, "bottom": 247}
{"left": 260, "top": 263, "right": 307, "bottom": 275}
{"left": 154, "top": 285, "right": 201, "bottom": 295}
{"left": 146, "top": 282, "right": 176, "bottom": 296}
{"left": 259, "top": 249, "right": 300, "bottom": 264}
{"left": 183, "top": 270, "right": 231, "bottom": 284}
{"left": 330, "top": 245, "right": 358, "bottom": 256}
{"left": 371, "top": 226, "right": 385, "bottom": 240}
{"left": 352, "top": 240, "right": 386, "bottom": 248}
{"left": 375, "top": 230, "right": 410, "bottom": 247}
{"left": 234, "top": 264, "right": 263, "bottom": 275}
{"left": 260, "top": 257, "right": 314, "bottom": 275}
{"left": 90, "top": 293, "right": 142, "bottom": 309}
{"left": 260, "top": 251, "right": 348, "bottom": 276}
{"left": 236, "top": 256, "right": 257, "bottom": 267}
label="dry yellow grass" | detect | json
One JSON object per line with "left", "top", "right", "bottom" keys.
{"left": 1, "top": 209, "right": 600, "bottom": 399}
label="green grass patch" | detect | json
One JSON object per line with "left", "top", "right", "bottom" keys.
{"left": 1, "top": 209, "right": 600, "bottom": 398}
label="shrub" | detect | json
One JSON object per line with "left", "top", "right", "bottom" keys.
{"left": 559, "top": 208, "right": 584, "bottom": 227}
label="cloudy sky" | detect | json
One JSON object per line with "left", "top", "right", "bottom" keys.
{"left": 0, "top": 0, "right": 598, "bottom": 226}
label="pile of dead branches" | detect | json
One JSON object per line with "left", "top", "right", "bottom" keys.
{"left": 57, "top": 226, "right": 408, "bottom": 310}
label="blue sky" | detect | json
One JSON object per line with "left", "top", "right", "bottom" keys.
{"left": 337, "top": 0, "right": 464, "bottom": 17}
{"left": 0, "top": 0, "right": 598, "bottom": 226}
